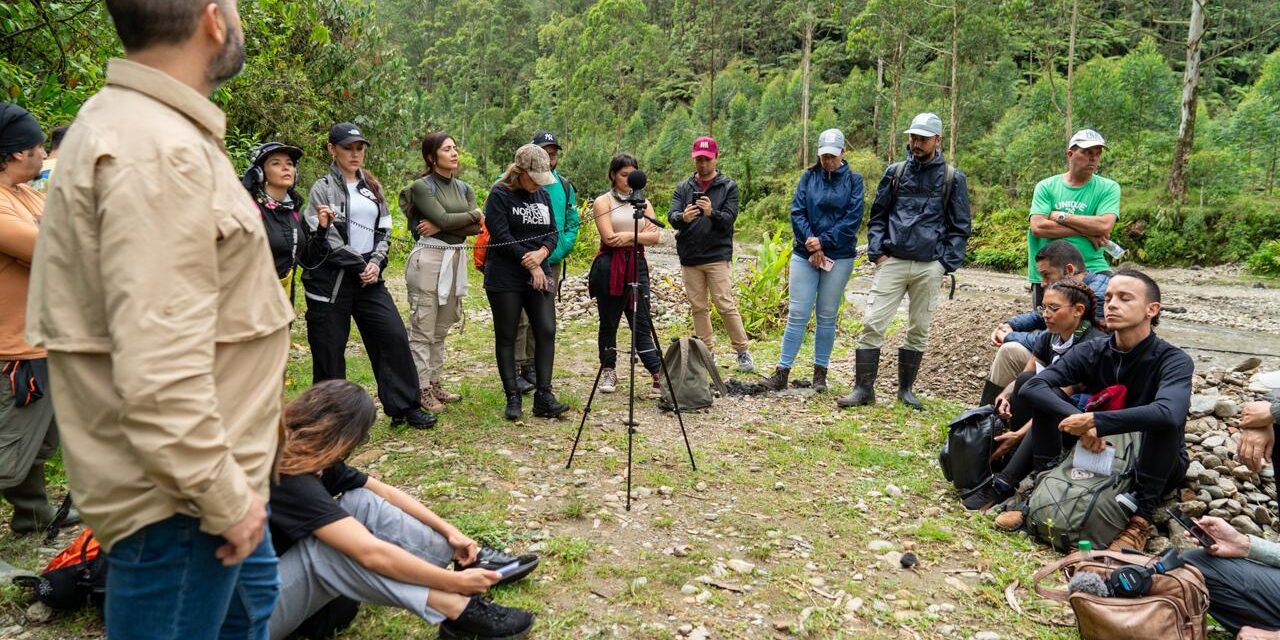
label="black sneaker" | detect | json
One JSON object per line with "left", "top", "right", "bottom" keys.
{"left": 458, "top": 547, "right": 540, "bottom": 586}
{"left": 439, "top": 597, "right": 534, "bottom": 640}
{"left": 961, "top": 477, "right": 1013, "bottom": 511}
{"left": 391, "top": 408, "right": 438, "bottom": 430}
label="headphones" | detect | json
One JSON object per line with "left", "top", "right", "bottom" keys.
{"left": 246, "top": 142, "right": 303, "bottom": 190}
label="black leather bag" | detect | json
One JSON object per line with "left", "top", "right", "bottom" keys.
{"left": 939, "top": 405, "right": 1005, "bottom": 492}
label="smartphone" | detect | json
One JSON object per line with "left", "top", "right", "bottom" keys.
{"left": 820, "top": 256, "right": 835, "bottom": 271}
{"left": 691, "top": 191, "right": 706, "bottom": 202}
{"left": 1165, "top": 507, "right": 1216, "bottom": 548}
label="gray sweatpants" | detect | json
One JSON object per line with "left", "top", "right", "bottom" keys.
{"left": 1183, "top": 549, "right": 1280, "bottom": 634}
{"left": 268, "top": 488, "right": 455, "bottom": 640}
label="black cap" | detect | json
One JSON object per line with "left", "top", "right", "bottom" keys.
{"left": 0, "top": 103, "right": 44, "bottom": 155}
{"left": 250, "top": 142, "right": 303, "bottom": 168}
{"left": 328, "top": 122, "right": 369, "bottom": 146}
{"left": 531, "top": 130, "right": 560, "bottom": 149}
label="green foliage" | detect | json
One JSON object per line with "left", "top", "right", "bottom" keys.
{"left": 8, "top": 0, "right": 1280, "bottom": 271}
{"left": 737, "top": 230, "right": 792, "bottom": 339}
{"left": 1248, "top": 240, "right": 1280, "bottom": 277}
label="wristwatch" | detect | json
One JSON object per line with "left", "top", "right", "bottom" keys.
{"left": 1054, "top": 212, "right": 1069, "bottom": 224}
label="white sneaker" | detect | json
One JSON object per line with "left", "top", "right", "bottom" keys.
{"left": 600, "top": 368, "right": 618, "bottom": 393}
{"left": 736, "top": 351, "right": 756, "bottom": 373}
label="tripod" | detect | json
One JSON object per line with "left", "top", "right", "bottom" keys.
{"left": 566, "top": 194, "right": 696, "bottom": 511}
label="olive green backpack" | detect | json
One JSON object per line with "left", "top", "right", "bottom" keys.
{"left": 1026, "top": 431, "right": 1143, "bottom": 552}
{"left": 658, "top": 338, "right": 726, "bottom": 411}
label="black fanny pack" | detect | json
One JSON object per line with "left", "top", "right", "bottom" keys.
{"left": 2, "top": 359, "right": 45, "bottom": 408}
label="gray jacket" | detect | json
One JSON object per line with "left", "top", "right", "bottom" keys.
{"left": 300, "top": 164, "right": 392, "bottom": 303}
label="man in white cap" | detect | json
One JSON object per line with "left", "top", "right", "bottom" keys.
{"left": 838, "top": 112, "right": 970, "bottom": 411}
{"left": 1025, "top": 128, "right": 1119, "bottom": 308}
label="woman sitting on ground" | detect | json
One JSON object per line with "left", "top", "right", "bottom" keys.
{"left": 588, "top": 154, "right": 664, "bottom": 397}
{"left": 961, "top": 279, "right": 1107, "bottom": 520}
{"left": 268, "top": 380, "right": 539, "bottom": 640}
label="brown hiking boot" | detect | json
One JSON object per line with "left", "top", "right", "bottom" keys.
{"left": 759, "top": 366, "right": 790, "bottom": 391}
{"left": 431, "top": 381, "right": 462, "bottom": 403}
{"left": 993, "top": 510, "right": 1024, "bottom": 531}
{"left": 651, "top": 372, "right": 662, "bottom": 398}
{"left": 419, "top": 388, "right": 445, "bottom": 413}
{"left": 812, "top": 365, "right": 828, "bottom": 393}
{"left": 1109, "top": 515, "right": 1152, "bottom": 551}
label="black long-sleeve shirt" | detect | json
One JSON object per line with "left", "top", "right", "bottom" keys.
{"left": 1019, "top": 331, "right": 1193, "bottom": 437}
{"left": 482, "top": 181, "right": 557, "bottom": 292}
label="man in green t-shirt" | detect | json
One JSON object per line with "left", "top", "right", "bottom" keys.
{"left": 1026, "top": 129, "right": 1120, "bottom": 307}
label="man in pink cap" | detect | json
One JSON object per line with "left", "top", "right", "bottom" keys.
{"left": 668, "top": 136, "right": 754, "bottom": 372}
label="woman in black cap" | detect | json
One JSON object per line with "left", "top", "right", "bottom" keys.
{"left": 301, "top": 123, "right": 436, "bottom": 429}
{"left": 241, "top": 142, "right": 330, "bottom": 297}
{"left": 484, "top": 144, "right": 569, "bottom": 421}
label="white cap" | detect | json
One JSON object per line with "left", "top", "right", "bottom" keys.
{"left": 1068, "top": 129, "right": 1107, "bottom": 150}
{"left": 903, "top": 112, "right": 943, "bottom": 137}
{"left": 816, "top": 129, "right": 845, "bottom": 157}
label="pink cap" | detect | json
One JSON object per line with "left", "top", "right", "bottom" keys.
{"left": 691, "top": 136, "right": 718, "bottom": 159}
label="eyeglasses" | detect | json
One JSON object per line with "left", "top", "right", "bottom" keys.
{"left": 1043, "top": 304, "right": 1064, "bottom": 314}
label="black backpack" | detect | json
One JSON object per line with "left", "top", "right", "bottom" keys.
{"left": 15, "top": 528, "right": 107, "bottom": 615}
{"left": 939, "top": 405, "right": 1006, "bottom": 493}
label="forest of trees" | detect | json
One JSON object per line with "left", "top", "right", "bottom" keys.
{"left": 2, "top": 0, "right": 1279, "bottom": 271}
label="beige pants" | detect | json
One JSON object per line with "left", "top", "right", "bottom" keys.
{"left": 681, "top": 261, "right": 749, "bottom": 353}
{"left": 857, "top": 257, "right": 945, "bottom": 351}
{"left": 405, "top": 248, "right": 463, "bottom": 389}
{"left": 516, "top": 263, "right": 561, "bottom": 366}
{"left": 988, "top": 341, "right": 1033, "bottom": 388}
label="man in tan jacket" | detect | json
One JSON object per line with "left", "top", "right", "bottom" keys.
{"left": 27, "top": 1, "right": 293, "bottom": 637}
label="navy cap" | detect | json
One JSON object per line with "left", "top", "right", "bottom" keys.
{"left": 328, "top": 123, "right": 369, "bottom": 146}
{"left": 531, "top": 130, "right": 560, "bottom": 149}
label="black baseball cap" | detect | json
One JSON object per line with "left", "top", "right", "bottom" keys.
{"left": 250, "top": 141, "right": 303, "bottom": 168}
{"left": 531, "top": 130, "right": 560, "bottom": 149}
{"left": 328, "top": 122, "right": 369, "bottom": 146}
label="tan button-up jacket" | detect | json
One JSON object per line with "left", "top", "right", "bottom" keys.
{"left": 27, "top": 59, "right": 294, "bottom": 551}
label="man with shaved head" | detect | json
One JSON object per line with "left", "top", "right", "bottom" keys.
{"left": 27, "top": 1, "right": 292, "bottom": 637}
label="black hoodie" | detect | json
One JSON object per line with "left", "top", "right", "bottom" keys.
{"left": 667, "top": 171, "right": 740, "bottom": 266}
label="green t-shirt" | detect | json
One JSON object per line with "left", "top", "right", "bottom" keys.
{"left": 1026, "top": 173, "right": 1120, "bottom": 282}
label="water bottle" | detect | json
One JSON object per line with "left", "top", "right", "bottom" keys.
{"left": 1104, "top": 240, "right": 1126, "bottom": 260}
{"left": 1078, "top": 539, "right": 1092, "bottom": 560}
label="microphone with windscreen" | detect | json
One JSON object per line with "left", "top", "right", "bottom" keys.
{"left": 1067, "top": 572, "right": 1111, "bottom": 597}
{"left": 622, "top": 170, "right": 667, "bottom": 228}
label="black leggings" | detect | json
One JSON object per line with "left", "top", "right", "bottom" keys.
{"left": 596, "top": 261, "right": 661, "bottom": 373}
{"left": 487, "top": 288, "right": 556, "bottom": 394}
{"left": 995, "top": 371, "right": 1042, "bottom": 487}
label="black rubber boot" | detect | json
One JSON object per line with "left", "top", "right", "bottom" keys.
{"left": 504, "top": 392, "right": 523, "bottom": 421}
{"left": 4, "top": 463, "right": 70, "bottom": 535}
{"left": 812, "top": 365, "right": 828, "bottom": 393}
{"left": 898, "top": 348, "right": 924, "bottom": 410}
{"left": 836, "top": 348, "right": 880, "bottom": 408}
{"left": 532, "top": 388, "right": 569, "bottom": 418}
{"left": 516, "top": 364, "right": 536, "bottom": 395}
{"left": 760, "top": 366, "right": 790, "bottom": 391}
{"left": 979, "top": 379, "right": 1005, "bottom": 407}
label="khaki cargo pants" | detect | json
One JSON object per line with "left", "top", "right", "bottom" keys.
{"left": 857, "top": 257, "right": 945, "bottom": 352}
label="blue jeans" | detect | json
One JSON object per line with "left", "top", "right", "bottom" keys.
{"left": 778, "top": 253, "right": 855, "bottom": 369}
{"left": 106, "top": 514, "right": 280, "bottom": 640}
